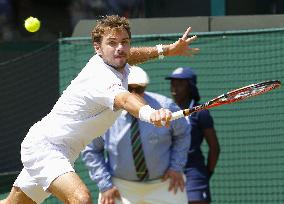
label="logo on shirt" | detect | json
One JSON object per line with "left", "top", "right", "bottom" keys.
{"left": 107, "top": 83, "right": 122, "bottom": 90}
{"left": 202, "top": 192, "right": 207, "bottom": 199}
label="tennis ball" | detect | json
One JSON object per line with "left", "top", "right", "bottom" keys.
{"left": 24, "top": 16, "right": 41, "bottom": 32}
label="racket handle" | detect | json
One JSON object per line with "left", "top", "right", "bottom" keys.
{"left": 170, "top": 110, "right": 185, "bottom": 121}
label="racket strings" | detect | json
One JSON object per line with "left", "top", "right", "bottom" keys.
{"left": 224, "top": 81, "right": 280, "bottom": 103}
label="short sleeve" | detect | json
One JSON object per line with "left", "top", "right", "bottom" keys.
{"left": 87, "top": 66, "right": 128, "bottom": 110}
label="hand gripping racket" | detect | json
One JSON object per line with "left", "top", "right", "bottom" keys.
{"left": 171, "top": 80, "right": 281, "bottom": 121}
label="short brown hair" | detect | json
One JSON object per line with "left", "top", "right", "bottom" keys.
{"left": 91, "top": 15, "right": 131, "bottom": 44}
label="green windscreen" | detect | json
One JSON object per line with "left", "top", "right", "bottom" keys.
{"left": 48, "top": 28, "right": 284, "bottom": 204}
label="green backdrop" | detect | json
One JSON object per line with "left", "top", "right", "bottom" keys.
{"left": 26, "top": 28, "right": 284, "bottom": 203}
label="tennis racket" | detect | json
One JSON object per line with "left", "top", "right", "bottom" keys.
{"left": 171, "top": 80, "right": 281, "bottom": 121}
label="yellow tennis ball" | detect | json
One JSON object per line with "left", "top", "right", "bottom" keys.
{"left": 24, "top": 16, "right": 41, "bottom": 32}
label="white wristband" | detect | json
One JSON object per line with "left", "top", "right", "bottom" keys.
{"left": 156, "top": 44, "right": 164, "bottom": 60}
{"left": 139, "top": 105, "right": 156, "bottom": 123}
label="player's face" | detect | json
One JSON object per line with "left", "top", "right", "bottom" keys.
{"left": 95, "top": 28, "right": 131, "bottom": 71}
{"left": 170, "top": 79, "right": 190, "bottom": 105}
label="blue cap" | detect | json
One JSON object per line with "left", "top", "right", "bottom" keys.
{"left": 166, "top": 67, "right": 200, "bottom": 101}
{"left": 165, "top": 67, "right": 197, "bottom": 84}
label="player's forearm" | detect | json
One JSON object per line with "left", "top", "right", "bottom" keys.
{"left": 115, "top": 92, "right": 158, "bottom": 124}
{"left": 128, "top": 46, "right": 159, "bottom": 65}
{"left": 128, "top": 27, "right": 199, "bottom": 65}
{"left": 128, "top": 44, "right": 172, "bottom": 65}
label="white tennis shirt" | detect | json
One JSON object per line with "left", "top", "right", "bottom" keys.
{"left": 23, "top": 54, "right": 130, "bottom": 160}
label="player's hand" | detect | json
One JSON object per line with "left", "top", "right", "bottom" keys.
{"left": 100, "top": 186, "right": 121, "bottom": 204}
{"left": 150, "top": 108, "right": 172, "bottom": 127}
{"left": 162, "top": 169, "right": 185, "bottom": 194}
{"left": 166, "top": 27, "right": 199, "bottom": 57}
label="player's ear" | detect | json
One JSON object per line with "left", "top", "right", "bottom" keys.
{"left": 93, "top": 42, "right": 102, "bottom": 55}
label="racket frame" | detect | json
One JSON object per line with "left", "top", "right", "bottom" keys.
{"left": 171, "top": 80, "right": 281, "bottom": 121}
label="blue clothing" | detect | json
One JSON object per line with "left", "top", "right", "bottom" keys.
{"left": 186, "top": 108, "right": 214, "bottom": 167}
{"left": 185, "top": 102, "right": 214, "bottom": 201}
{"left": 82, "top": 91, "right": 191, "bottom": 192}
{"left": 185, "top": 167, "right": 211, "bottom": 201}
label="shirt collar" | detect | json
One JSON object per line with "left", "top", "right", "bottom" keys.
{"left": 95, "top": 54, "right": 130, "bottom": 80}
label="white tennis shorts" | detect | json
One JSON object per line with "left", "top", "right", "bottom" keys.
{"left": 14, "top": 127, "right": 75, "bottom": 203}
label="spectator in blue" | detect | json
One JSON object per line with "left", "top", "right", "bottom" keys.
{"left": 69, "top": 0, "right": 144, "bottom": 29}
{"left": 106, "top": 0, "right": 145, "bottom": 18}
{"left": 166, "top": 67, "right": 220, "bottom": 204}
{"left": 82, "top": 66, "right": 190, "bottom": 204}
{"left": 69, "top": 0, "right": 108, "bottom": 28}
{"left": 0, "top": 0, "right": 13, "bottom": 41}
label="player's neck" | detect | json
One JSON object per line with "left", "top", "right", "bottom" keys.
{"left": 103, "top": 60, "right": 125, "bottom": 73}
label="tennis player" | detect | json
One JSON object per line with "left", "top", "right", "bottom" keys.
{"left": 0, "top": 15, "right": 199, "bottom": 204}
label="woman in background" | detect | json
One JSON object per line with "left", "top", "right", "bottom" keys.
{"left": 166, "top": 67, "right": 220, "bottom": 204}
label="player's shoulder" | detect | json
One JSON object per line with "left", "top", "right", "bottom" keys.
{"left": 81, "top": 55, "right": 104, "bottom": 75}
{"left": 87, "top": 55, "right": 108, "bottom": 71}
{"left": 87, "top": 54, "right": 100, "bottom": 66}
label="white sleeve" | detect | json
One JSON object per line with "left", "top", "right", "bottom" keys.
{"left": 88, "top": 69, "right": 128, "bottom": 110}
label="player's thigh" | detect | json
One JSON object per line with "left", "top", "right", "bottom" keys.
{"left": 3, "top": 186, "right": 36, "bottom": 204}
{"left": 48, "top": 171, "right": 91, "bottom": 203}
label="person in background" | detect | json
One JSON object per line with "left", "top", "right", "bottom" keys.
{"left": 106, "top": 0, "right": 145, "bottom": 18}
{"left": 69, "top": 0, "right": 108, "bottom": 28}
{"left": 166, "top": 67, "right": 220, "bottom": 204}
{"left": 82, "top": 66, "right": 191, "bottom": 204}
{"left": 0, "top": 0, "right": 13, "bottom": 41}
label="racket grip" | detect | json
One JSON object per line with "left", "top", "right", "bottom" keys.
{"left": 170, "top": 110, "right": 185, "bottom": 121}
